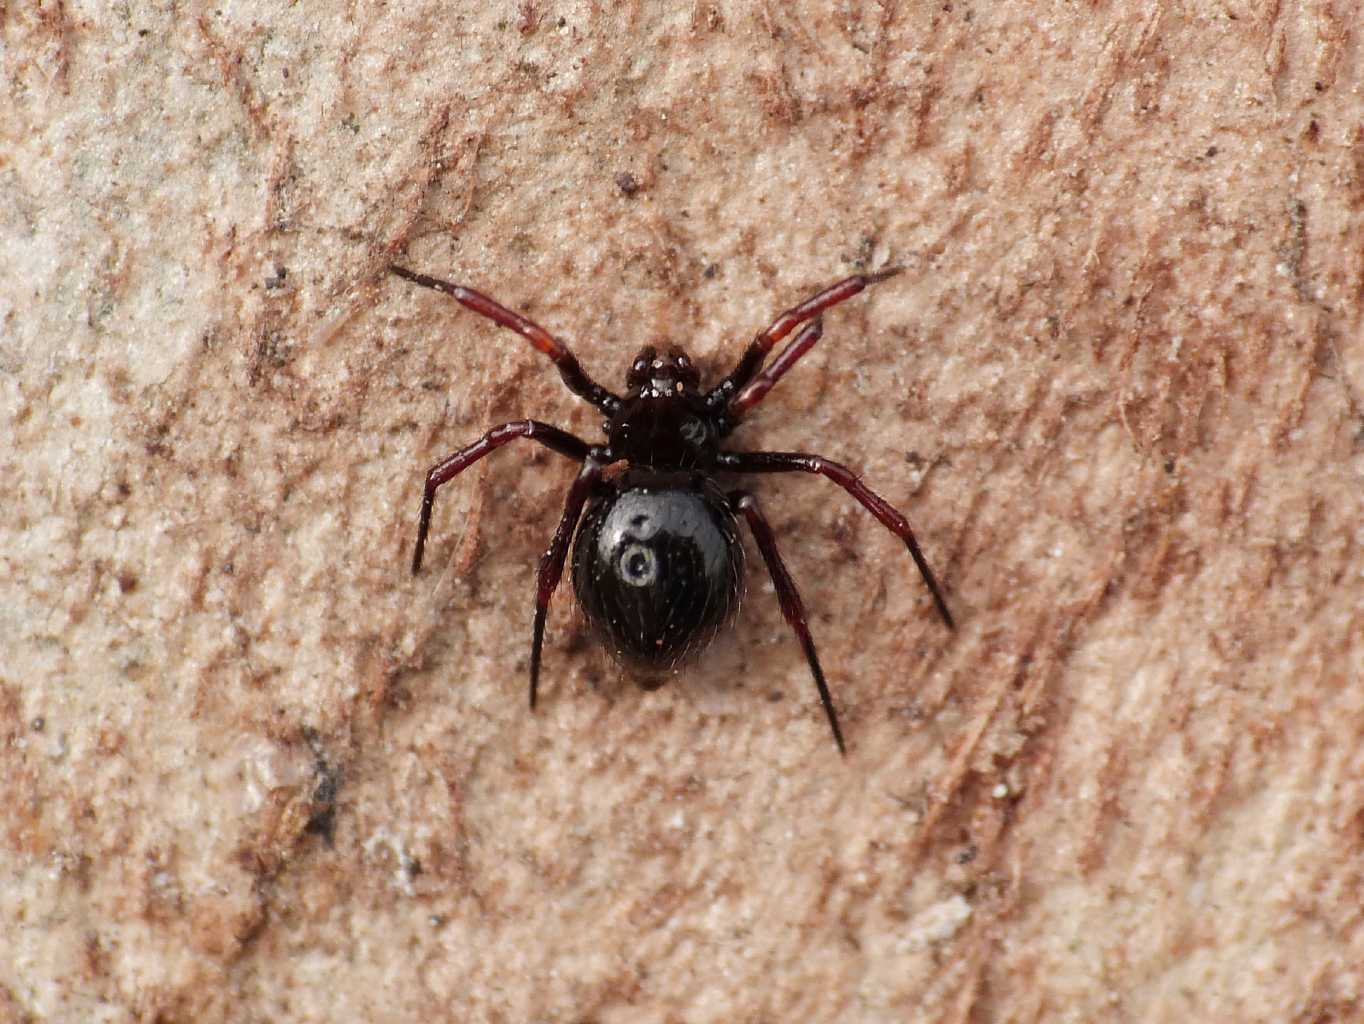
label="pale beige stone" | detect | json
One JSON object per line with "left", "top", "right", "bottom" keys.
{"left": 2, "top": 2, "right": 1362, "bottom": 1022}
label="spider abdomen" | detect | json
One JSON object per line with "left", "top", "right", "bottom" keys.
{"left": 571, "top": 471, "right": 744, "bottom": 677}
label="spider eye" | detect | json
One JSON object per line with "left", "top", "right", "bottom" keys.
{"left": 619, "top": 544, "right": 658, "bottom": 587}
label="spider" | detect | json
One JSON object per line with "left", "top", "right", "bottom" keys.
{"left": 393, "top": 262, "right": 954, "bottom": 753}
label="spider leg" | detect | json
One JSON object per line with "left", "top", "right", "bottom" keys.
{"left": 726, "top": 318, "right": 823, "bottom": 423}
{"left": 706, "top": 267, "right": 901, "bottom": 413}
{"left": 731, "top": 490, "right": 845, "bottom": 755}
{"left": 719, "top": 451, "right": 955, "bottom": 631}
{"left": 412, "top": 420, "right": 591, "bottom": 575}
{"left": 530, "top": 458, "right": 604, "bottom": 710}
{"left": 392, "top": 265, "right": 621, "bottom": 415}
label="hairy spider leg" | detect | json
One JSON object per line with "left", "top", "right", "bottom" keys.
{"left": 391, "top": 265, "right": 621, "bottom": 415}
{"left": 731, "top": 491, "right": 845, "bottom": 755}
{"left": 531, "top": 459, "right": 604, "bottom": 709}
{"left": 727, "top": 318, "right": 823, "bottom": 421}
{"left": 720, "top": 451, "right": 955, "bottom": 631}
{"left": 707, "top": 267, "right": 902, "bottom": 414}
{"left": 412, "top": 420, "right": 591, "bottom": 575}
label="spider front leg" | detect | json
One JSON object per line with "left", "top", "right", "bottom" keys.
{"left": 720, "top": 451, "right": 955, "bottom": 630}
{"left": 530, "top": 457, "right": 604, "bottom": 710}
{"left": 391, "top": 265, "right": 622, "bottom": 415}
{"left": 727, "top": 318, "right": 823, "bottom": 421}
{"left": 707, "top": 267, "right": 901, "bottom": 415}
{"left": 412, "top": 420, "right": 591, "bottom": 574}
{"left": 731, "top": 491, "right": 845, "bottom": 755}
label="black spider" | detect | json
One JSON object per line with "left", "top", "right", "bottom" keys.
{"left": 393, "top": 263, "right": 953, "bottom": 753}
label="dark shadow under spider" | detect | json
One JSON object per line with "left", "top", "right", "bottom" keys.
{"left": 392, "top": 262, "right": 954, "bottom": 754}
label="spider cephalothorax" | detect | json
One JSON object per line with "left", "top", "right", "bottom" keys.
{"left": 392, "top": 262, "right": 953, "bottom": 754}
{"left": 610, "top": 347, "right": 716, "bottom": 470}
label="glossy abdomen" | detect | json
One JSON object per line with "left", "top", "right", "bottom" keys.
{"left": 571, "top": 473, "right": 744, "bottom": 675}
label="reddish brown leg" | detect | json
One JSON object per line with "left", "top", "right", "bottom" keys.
{"left": 530, "top": 459, "right": 603, "bottom": 709}
{"left": 720, "top": 451, "right": 955, "bottom": 631}
{"left": 727, "top": 319, "right": 823, "bottom": 421}
{"left": 412, "top": 420, "right": 591, "bottom": 574}
{"left": 391, "top": 265, "right": 621, "bottom": 415}
{"left": 732, "top": 491, "right": 845, "bottom": 755}
{"left": 707, "top": 267, "right": 901, "bottom": 416}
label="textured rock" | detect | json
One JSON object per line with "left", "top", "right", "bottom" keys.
{"left": 2, "top": 2, "right": 1362, "bottom": 1021}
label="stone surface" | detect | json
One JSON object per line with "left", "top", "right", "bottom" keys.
{"left": 2, "top": 2, "right": 1362, "bottom": 1021}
